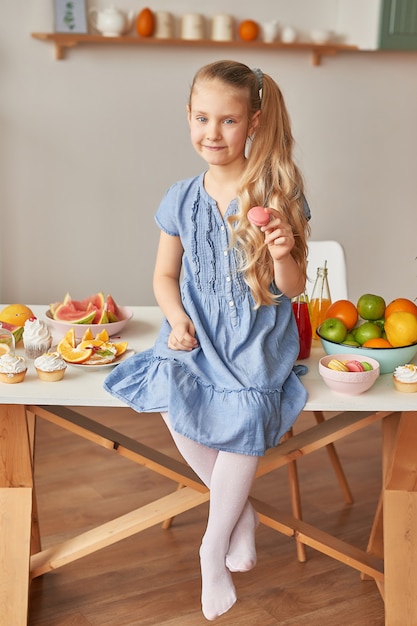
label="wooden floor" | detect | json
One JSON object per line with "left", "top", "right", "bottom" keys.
{"left": 28, "top": 408, "right": 385, "bottom": 626}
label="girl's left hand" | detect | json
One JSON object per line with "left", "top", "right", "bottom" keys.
{"left": 261, "top": 209, "right": 295, "bottom": 261}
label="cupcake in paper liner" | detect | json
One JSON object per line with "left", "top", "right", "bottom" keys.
{"left": 23, "top": 317, "right": 52, "bottom": 359}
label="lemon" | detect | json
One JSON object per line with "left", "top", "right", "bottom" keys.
{"left": 0, "top": 343, "right": 11, "bottom": 356}
{"left": 385, "top": 311, "right": 417, "bottom": 347}
{"left": 0, "top": 304, "right": 34, "bottom": 326}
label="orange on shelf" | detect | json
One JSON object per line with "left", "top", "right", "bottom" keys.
{"left": 238, "top": 19, "right": 259, "bottom": 41}
{"left": 136, "top": 8, "right": 155, "bottom": 37}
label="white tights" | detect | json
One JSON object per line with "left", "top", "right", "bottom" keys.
{"left": 161, "top": 412, "right": 259, "bottom": 621}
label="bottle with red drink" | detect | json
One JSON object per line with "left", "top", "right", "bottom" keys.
{"left": 292, "top": 290, "right": 312, "bottom": 360}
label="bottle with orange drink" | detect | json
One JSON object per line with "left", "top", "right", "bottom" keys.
{"left": 310, "top": 264, "right": 332, "bottom": 339}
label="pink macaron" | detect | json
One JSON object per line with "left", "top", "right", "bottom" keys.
{"left": 345, "top": 360, "right": 365, "bottom": 372}
{"left": 248, "top": 206, "right": 270, "bottom": 227}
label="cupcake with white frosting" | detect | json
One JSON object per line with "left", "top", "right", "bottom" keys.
{"left": 23, "top": 317, "right": 52, "bottom": 359}
{"left": 0, "top": 353, "right": 27, "bottom": 383}
{"left": 393, "top": 364, "right": 417, "bottom": 393}
{"left": 34, "top": 351, "right": 67, "bottom": 381}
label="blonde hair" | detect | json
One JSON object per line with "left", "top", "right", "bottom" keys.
{"left": 189, "top": 60, "right": 310, "bottom": 307}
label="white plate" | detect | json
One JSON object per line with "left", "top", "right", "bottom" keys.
{"left": 68, "top": 349, "right": 135, "bottom": 371}
{"left": 44, "top": 306, "right": 133, "bottom": 339}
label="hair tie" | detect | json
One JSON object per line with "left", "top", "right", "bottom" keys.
{"left": 252, "top": 67, "right": 263, "bottom": 92}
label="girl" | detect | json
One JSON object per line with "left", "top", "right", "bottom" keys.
{"left": 104, "top": 60, "right": 311, "bottom": 621}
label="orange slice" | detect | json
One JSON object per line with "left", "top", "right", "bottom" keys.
{"left": 63, "top": 328, "right": 76, "bottom": 348}
{"left": 113, "top": 341, "right": 128, "bottom": 357}
{"left": 57, "top": 338, "right": 93, "bottom": 363}
{"left": 95, "top": 329, "right": 109, "bottom": 342}
{"left": 78, "top": 339, "right": 104, "bottom": 349}
{"left": 0, "top": 343, "right": 11, "bottom": 356}
{"left": 81, "top": 327, "right": 94, "bottom": 342}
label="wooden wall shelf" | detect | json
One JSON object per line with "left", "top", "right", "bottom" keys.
{"left": 31, "top": 32, "right": 358, "bottom": 66}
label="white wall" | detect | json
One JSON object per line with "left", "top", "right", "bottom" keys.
{"left": 1, "top": 1, "right": 416, "bottom": 309}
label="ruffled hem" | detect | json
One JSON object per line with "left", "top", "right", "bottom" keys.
{"left": 104, "top": 350, "right": 307, "bottom": 456}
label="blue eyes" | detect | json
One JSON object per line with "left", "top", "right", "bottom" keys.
{"left": 195, "top": 117, "right": 235, "bottom": 125}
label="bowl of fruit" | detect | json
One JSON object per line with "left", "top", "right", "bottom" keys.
{"left": 45, "top": 292, "right": 133, "bottom": 339}
{"left": 316, "top": 295, "right": 417, "bottom": 374}
{"left": 319, "top": 354, "right": 380, "bottom": 395}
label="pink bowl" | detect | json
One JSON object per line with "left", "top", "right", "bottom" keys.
{"left": 44, "top": 306, "right": 133, "bottom": 339}
{"left": 319, "top": 353, "right": 380, "bottom": 395}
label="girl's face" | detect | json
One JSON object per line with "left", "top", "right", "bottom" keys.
{"left": 187, "top": 79, "right": 259, "bottom": 169}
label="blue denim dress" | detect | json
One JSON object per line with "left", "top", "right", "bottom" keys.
{"left": 104, "top": 173, "right": 308, "bottom": 456}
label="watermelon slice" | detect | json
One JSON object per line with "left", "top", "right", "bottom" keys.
{"left": 106, "top": 294, "right": 122, "bottom": 322}
{"left": 54, "top": 303, "right": 96, "bottom": 324}
{"left": 0, "top": 321, "right": 24, "bottom": 344}
{"left": 50, "top": 292, "right": 122, "bottom": 324}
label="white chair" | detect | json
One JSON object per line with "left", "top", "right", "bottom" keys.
{"left": 306, "top": 240, "right": 348, "bottom": 302}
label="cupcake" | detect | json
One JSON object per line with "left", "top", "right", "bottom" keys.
{"left": 0, "top": 353, "right": 27, "bottom": 383}
{"left": 23, "top": 317, "right": 52, "bottom": 359}
{"left": 393, "top": 364, "right": 417, "bottom": 393}
{"left": 34, "top": 351, "right": 67, "bottom": 382}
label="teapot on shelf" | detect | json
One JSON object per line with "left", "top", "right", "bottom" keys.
{"left": 88, "top": 6, "right": 135, "bottom": 37}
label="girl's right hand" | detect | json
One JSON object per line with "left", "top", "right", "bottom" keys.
{"left": 168, "top": 319, "right": 198, "bottom": 351}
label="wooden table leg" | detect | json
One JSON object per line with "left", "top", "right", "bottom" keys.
{"left": 0, "top": 405, "right": 34, "bottom": 626}
{"left": 383, "top": 411, "right": 417, "bottom": 626}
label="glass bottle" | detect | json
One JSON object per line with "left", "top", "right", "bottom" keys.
{"left": 310, "top": 264, "right": 332, "bottom": 339}
{"left": 292, "top": 290, "right": 312, "bottom": 359}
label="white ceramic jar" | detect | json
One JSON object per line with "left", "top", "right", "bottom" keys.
{"left": 181, "top": 13, "right": 205, "bottom": 40}
{"left": 211, "top": 14, "right": 234, "bottom": 41}
{"left": 154, "top": 11, "right": 174, "bottom": 39}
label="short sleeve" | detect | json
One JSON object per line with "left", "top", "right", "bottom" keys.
{"left": 154, "top": 183, "right": 181, "bottom": 237}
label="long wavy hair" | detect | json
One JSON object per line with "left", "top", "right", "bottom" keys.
{"left": 189, "top": 60, "right": 310, "bottom": 307}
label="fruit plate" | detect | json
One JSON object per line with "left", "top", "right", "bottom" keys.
{"left": 317, "top": 328, "right": 417, "bottom": 375}
{"left": 44, "top": 306, "right": 133, "bottom": 339}
{"left": 67, "top": 349, "right": 135, "bottom": 371}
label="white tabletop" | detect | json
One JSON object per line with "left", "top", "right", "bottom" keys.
{"left": 0, "top": 305, "right": 416, "bottom": 412}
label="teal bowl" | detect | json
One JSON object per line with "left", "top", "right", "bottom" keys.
{"left": 316, "top": 328, "right": 417, "bottom": 374}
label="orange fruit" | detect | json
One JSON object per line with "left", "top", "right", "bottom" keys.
{"left": 238, "top": 20, "right": 259, "bottom": 41}
{"left": 81, "top": 327, "right": 94, "bottom": 342}
{"left": 385, "top": 298, "right": 417, "bottom": 319}
{"left": 0, "top": 343, "right": 11, "bottom": 356}
{"left": 362, "top": 338, "right": 393, "bottom": 348}
{"left": 0, "top": 304, "right": 34, "bottom": 326}
{"left": 64, "top": 328, "right": 76, "bottom": 348}
{"left": 384, "top": 311, "right": 417, "bottom": 347}
{"left": 136, "top": 7, "right": 155, "bottom": 37}
{"left": 57, "top": 338, "right": 93, "bottom": 363}
{"left": 95, "top": 329, "right": 109, "bottom": 342}
{"left": 325, "top": 300, "right": 358, "bottom": 331}
{"left": 113, "top": 341, "right": 128, "bottom": 357}
{"left": 78, "top": 339, "right": 104, "bottom": 349}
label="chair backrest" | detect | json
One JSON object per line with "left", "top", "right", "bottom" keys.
{"left": 307, "top": 240, "right": 348, "bottom": 302}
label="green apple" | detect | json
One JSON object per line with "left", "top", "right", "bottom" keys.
{"left": 354, "top": 321, "right": 382, "bottom": 345}
{"left": 357, "top": 294, "right": 386, "bottom": 321}
{"left": 342, "top": 332, "right": 360, "bottom": 346}
{"left": 318, "top": 317, "right": 348, "bottom": 344}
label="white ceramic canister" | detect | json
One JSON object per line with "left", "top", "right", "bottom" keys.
{"left": 211, "top": 14, "right": 234, "bottom": 41}
{"left": 181, "top": 13, "right": 205, "bottom": 40}
{"left": 154, "top": 11, "right": 174, "bottom": 39}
